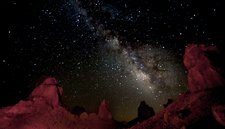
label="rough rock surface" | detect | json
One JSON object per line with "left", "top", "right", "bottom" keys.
{"left": 183, "top": 44, "right": 224, "bottom": 93}
{"left": 80, "top": 112, "right": 89, "bottom": 121}
{"left": 89, "top": 113, "right": 98, "bottom": 120}
{"left": 27, "top": 77, "right": 63, "bottom": 108}
{"left": 131, "top": 87, "right": 225, "bottom": 129}
{"left": 138, "top": 101, "right": 155, "bottom": 123}
{"left": 0, "top": 78, "right": 123, "bottom": 129}
{"left": 212, "top": 104, "right": 225, "bottom": 126}
{"left": 98, "top": 100, "right": 113, "bottom": 119}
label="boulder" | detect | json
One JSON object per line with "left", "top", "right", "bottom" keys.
{"left": 138, "top": 101, "right": 155, "bottom": 123}
{"left": 98, "top": 100, "right": 112, "bottom": 119}
{"left": 80, "top": 112, "right": 89, "bottom": 121}
{"left": 183, "top": 44, "right": 225, "bottom": 93}
{"left": 27, "top": 77, "right": 63, "bottom": 108}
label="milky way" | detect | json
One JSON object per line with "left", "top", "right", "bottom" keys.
{"left": 61, "top": 35, "right": 188, "bottom": 121}
{"left": 3, "top": 0, "right": 223, "bottom": 122}
{"left": 55, "top": 0, "right": 189, "bottom": 121}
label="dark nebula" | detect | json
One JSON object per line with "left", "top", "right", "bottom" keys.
{"left": 2, "top": 0, "right": 224, "bottom": 122}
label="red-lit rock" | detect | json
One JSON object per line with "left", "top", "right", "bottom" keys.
{"left": 80, "top": 112, "right": 89, "bottom": 121}
{"left": 212, "top": 104, "right": 225, "bottom": 126}
{"left": 27, "top": 77, "right": 63, "bottom": 108}
{"left": 183, "top": 44, "right": 224, "bottom": 93}
{"left": 131, "top": 88, "right": 225, "bottom": 129}
{"left": 0, "top": 78, "right": 124, "bottom": 129}
{"left": 89, "top": 113, "right": 98, "bottom": 120}
{"left": 98, "top": 100, "right": 112, "bottom": 119}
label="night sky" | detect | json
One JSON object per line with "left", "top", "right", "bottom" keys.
{"left": 2, "top": 0, "right": 224, "bottom": 122}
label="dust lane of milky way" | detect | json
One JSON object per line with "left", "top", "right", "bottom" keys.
{"left": 56, "top": 1, "right": 189, "bottom": 121}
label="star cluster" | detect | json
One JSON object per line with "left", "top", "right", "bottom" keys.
{"left": 2, "top": 0, "right": 224, "bottom": 122}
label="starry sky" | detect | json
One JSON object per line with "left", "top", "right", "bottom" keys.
{"left": 2, "top": 0, "right": 224, "bottom": 122}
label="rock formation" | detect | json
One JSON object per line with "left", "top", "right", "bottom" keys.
{"left": 138, "top": 101, "right": 155, "bottom": 123}
{"left": 132, "top": 44, "right": 225, "bottom": 129}
{"left": 80, "top": 112, "right": 89, "bottom": 121}
{"left": 212, "top": 104, "right": 225, "bottom": 126}
{"left": 183, "top": 44, "right": 225, "bottom": 93}
{"left": 89, "top": 113, "right": 98, "bottom": 120}
{"left": 127, "top": 101, "right": 155, "bottom": 127}
{"left": 27, "top": 77, "right": 63, "bottom": 108}
{"left": 131, "top": 88, "right": 225, "bottom": 129}
{"left": 0, "top": 78, "right": 123, "bottom": 129}
{"left": 1, "top": 44, "right": 224, "bottom": 129}
{"left": 98, "top": 100, "right": 113, "bottom": 119}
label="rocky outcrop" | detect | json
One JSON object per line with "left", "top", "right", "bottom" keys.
{"left": 0, "top": 78, "right": 123, "bottom": 129}
{"left": 127, "top": 101, "right": 155, "bottom": 127}
{"left": 98, "top": 100, "right": 112, "bottom": 119}
{"left": 132, "top": 44, "right": 225, "bottom": 129}
{"left": 27, "top": 77, "right": 63, "bottom": 108}
{"left": 183, "top": 44, "right": 225, "bottom": 93}
{"left": 212, "top": 104, "right": 225, "bottom": 126}
{"left": 80, "top": 112, "right": 89, "bottom": 121}
{"left": 0, "top": 78, "right": 76, "bottom": 129}
{"left": 131, "top": 88, "right": 225, "bottom": 129}
{"left": 138, "top": 101, "right": 155, "bottom": 123}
